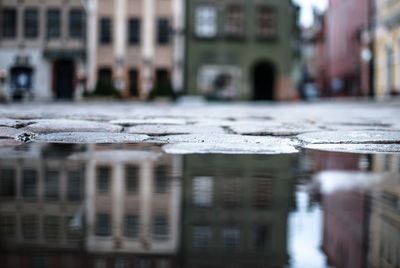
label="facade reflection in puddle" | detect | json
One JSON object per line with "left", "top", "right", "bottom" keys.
{"left": 0, "top": 144, "right": 182, "bottom": 267}
{"left": 308, "top": 151, "right": 400, "bottom": 268}
{"left": 0, "top": 144, "right": 399, "bottom": 268}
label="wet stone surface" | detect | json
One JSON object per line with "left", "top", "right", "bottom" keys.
{"left": 25, "top": 119, "right": 123, "bottom": 134}
{"left": 35, "top": 132, "right": 149, "bottom": 144}
{"left": 0, "top": 100, "right": 400, "bottom": 153}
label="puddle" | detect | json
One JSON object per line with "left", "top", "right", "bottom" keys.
{"left": 0, "top": 142, "right": 399, "bottom": 268}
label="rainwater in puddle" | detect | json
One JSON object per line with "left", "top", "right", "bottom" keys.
{"left": 0, "top": 143, "right": 399, "bottom": 268}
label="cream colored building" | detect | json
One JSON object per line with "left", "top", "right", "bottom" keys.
{"left": 76, "top": 144, "right": 182, "bottom": 255}
{"left": 87, "top": 0, "right": 185, "bottom": 99}
{"left": 374, "top": 0, "right": 400, "bottom": 100}
{"left": 368, "top": 155, "right": 400, "bottom": 268}
{"left": 0, "top": 143, "right": 183, "bottom": 267}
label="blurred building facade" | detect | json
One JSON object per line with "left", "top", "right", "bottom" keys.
{"left": 373, "top": 0, "right": 400, "bottom": 100}
{"left": 86, "top": 0, "right": 185, "bottom": 99}
{"left": 368, "top": 154, "right": 400, "bottom": 268}
{"left": 0, "top": 143, "right": 183, "bottom": 267}
{"left": 318, "top": 0, "right": 373, "bottom": 97}
{"left": 0, "top": 0, "right": 86, "bottom": 101}
{"left": 0, "top": 0, "right": 185, "bottom": 101}
{"left": 181, "top": 154, "right": 295, "bottom": 267}
{"left": 184, "top": 0, "right": 299, "bottom": 101}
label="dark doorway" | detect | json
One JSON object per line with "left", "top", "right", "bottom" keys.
{"left": 152, "top": 69, "right": 173, "bottom": 97}
{"left": 253, "top": 61, "right": 275, "bottom": 100}
{"left": 129, "top": 69, "right": 139, "bottom": 97}
{"left": 54, "top": 60, "right": 74, "bottom": 99}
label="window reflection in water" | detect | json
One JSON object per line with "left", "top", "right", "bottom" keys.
{"left": 0, "top": 144, "right": 398, "bottom": 268}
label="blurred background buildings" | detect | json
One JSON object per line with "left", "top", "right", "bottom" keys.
{"left": 0, "top": 0, "right": 399, "bottom": 101}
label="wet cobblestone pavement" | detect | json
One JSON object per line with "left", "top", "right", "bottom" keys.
{"left": 0, "top": 100, "right": 400, "bottom": 154}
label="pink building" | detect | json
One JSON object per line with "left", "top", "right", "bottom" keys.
{"left": 321, "top": 190, "right": 368, "bottom": 268}
{"left": 320, "top": 0, "right": 372, "bottom": 97}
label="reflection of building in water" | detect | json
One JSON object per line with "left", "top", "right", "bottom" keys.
{"left": 317, "top": 153, "right": 400, "bottom": 268}
{"left": 0, "top": 143, "right": 87, "bottom": 267}
{"left": 368, "top": 155, "right": 400, "bottom": 268}
{"left": 181, "top": 154, "right": 295, "bottom": 268}
{"left": 321, "top": 188, "right": 369, "bottom": 268}
{"left": 81, "top": 144, "right": 181, "bottom": 266}
{"left": 0, "top": 143, "right": 182, "bottom": 267}
{"left": 314, "top": 152, "right": 370, "bottom": 268}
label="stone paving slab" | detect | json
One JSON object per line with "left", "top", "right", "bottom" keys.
{"left": 25, "top": 119, "right": 123, "bottom": 134}
{"left": 297, "top": 131, "right": 400, "bottom": 144}
{"left": 0, "top": 127, "right": 27, "bottom": 139}
{"left": 126, "top": 125, "right": 225, "bottom": 135}
{"left": 1, "top": 101, "right": 400, "bottom": 154}
{"left": 36, "top": 132, "right": 148, "bottom": 144}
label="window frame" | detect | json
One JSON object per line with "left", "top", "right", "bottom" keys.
{"left": 1, "top": 8, "right": 17, "bottom": 39}
{"left": 128, "top": 18, "right": 141, "bottom": 45}
{"left": 24, "top": 8, "right": 39, "bottom": 39}
{"left": 69, "top": 9, "right": 85, "bottom": 39}
{"left": 46, "top": 9, "right": 61, "bottom": 39}
{"left": 194, "top": 5, "right": 217, "bottom": 39}
{"left": 100, "top": 17, "right": 112, "bottom": 44}
{"left": 157, "top": 18, "right": 170, "bottom": 45}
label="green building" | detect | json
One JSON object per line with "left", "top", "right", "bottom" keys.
{"left": 180, "top": 154, "right": 296, "bottom": 267}
{"left": 185, "top": 0, "right": 299, "bottom": 101}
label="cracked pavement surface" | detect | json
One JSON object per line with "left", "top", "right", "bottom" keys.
{"left": 1, "top": 99, "right": 400, "bottom": 154}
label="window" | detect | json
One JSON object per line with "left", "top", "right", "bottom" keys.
{"left": 225, "top": 5, "right": 244, "bottom": 38}
{"left": 66, "top": 216, "right": 83, "bottom": 241}
{"left": 257, "top": 7, "right": 277, "bottom": 39}
{"left": 124, "top": 215, "right": 138, "bottom": 238}
{"left": 67, "top": 170, "right": 84, "bottom": 201}
{"left": 223, "top": 227, "right": 240, "bottom": 248}
{"left": 44, "top": 216, "right": 60, "bottom": 240}
{"left": 154, "top": 165, "right": 169, "bottom": 194}
{"left": 24, "top": 8, "right": 39, "bottom": 38}
{"left": 69, "top": 9, "right": 85, "bottom": 39}
{"left": 157, "top": 18, "right": 170, "bottom": 44}
{"left": 22, "top": 215, "right": 38, "bottom": 239}
{"left": 96, "top": 214, "right": 111, "bottom": 236}
{"left": 222, "top": 178, "right": 240, "bottom": 208}
{"left": 46, "top": 9, "right": 60, "bottom": 39}
{"left": 129, "top": 69, "right": 139, "bottom": 97}
{"left": 0, "top": 168, "right": 15, "bottom": 198}
{"left": 45, "top": 170, "right": 59, "bottom": 200}
{"left": 22, "top": 169, "right": 37, "bottom": 198}
{"left": 97, "top": 166, "right": 111, "bottom": 194}
{"left": 153, "top": 216, "right": 168, "bottom": 238}
{"left": 100, "top": 18, "right": 112, "bottom": 44}
{"left": 128, "top": 18, "right": 140, "bottom": 44}
{"left": 193, "top": 226, "right": 211, "bottom": 249}
{"left": 253, "top": 177, "right": 273, "bottom": 208}
{"left": 0, "top": 215, "right": 16, "bottom": 237}
{"left": 193, "top": 177, "right": 213, "bottom": 207}
{"left": 1, "top": 8, "right": 17, "bottom": 38}
{"left": 253, "top": 225, "right": 270, "bottom": 249}
{"left": 125, "top": 165, "right": 139, "bottom": 194}
{"left": 195, "top": 6, "right": 217, "bottom": 38}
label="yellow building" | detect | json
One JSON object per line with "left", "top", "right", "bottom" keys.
{"left": 374, "top": 0, "right": 400, "bottom": 100}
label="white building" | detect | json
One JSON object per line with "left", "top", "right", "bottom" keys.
{"left": 0, "top": 0, "right": 86, "bottom": 101}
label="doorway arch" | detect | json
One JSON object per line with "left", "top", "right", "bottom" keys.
{"left": 54, "top": 59, "right": 74, "bottom": 99}
{"left": 252, "top": 61, "right": 276, "bottom": 101}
